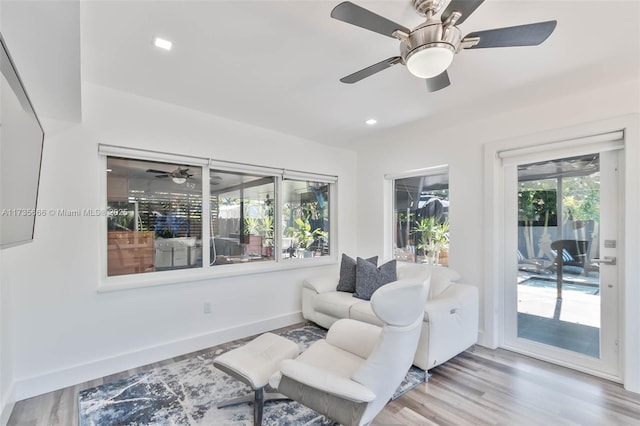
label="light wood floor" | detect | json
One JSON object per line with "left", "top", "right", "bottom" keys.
{"left": 8, "top": 325, "right": 640, "bottom": 426}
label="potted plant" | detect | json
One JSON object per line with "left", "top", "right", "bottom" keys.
{"left": 286, "top": 217, "right": 325, "bottom": 258}
{"left": 413, "top": 217, "right": 449, "bottom": 265}
{"left": 258, "top": 215, "right": 275, "bottom": 257}
{"left": 242, "top": 216, "right": 263, "bottom": 256}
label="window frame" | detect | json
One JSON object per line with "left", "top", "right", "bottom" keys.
{"left": 98, "top": 145, "right": 337, "bottom": 292}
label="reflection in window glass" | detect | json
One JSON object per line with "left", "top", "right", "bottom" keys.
{"left": 282, "top": 179, "right": 330, "bottom": 259}
{"left": 106, "top": 157, "right": 203, "bottom": 276}
{"left": 393, "top": 170, "right": 449, "bottom": 265}
{"left": 210, "top": 170, "right": 275, "bottom": 266}
{"left": 102, "top": 148, "right": 337, "bottom": 279}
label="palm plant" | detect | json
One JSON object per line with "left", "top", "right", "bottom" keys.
{"left": 258, "top": 215, "right": 275, "bottom": 246}
{"left": 287, "top": 217, "right": 324, "bottom": 251}
{"left": 412, "top": 217, "right": 449, "bottom": 264}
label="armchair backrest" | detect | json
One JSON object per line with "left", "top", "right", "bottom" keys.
{"left": 352, "top": 277, "right": 430, "bottom": 425}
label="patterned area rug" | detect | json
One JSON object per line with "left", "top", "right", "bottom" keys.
{"left": 78, "top": 324, "right": 426, "bottom": 425}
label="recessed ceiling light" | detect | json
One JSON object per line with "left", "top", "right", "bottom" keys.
{"left": 153, "top": 37, "right": 173, "bottom": 51}
{"left": 365, "top": 118, "right": 377, "bottom": 125}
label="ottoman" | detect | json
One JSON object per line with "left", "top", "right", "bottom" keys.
{"left": 213, "top": 332, "right": 299, "bottom": 426}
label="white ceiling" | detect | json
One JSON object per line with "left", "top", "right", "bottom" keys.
{"left": 80, "top": 0, "right": 640, "bottom": 148}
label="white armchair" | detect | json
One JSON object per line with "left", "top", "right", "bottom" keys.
{"left": 269, "top": 277, "right": 429, "bottom": 426}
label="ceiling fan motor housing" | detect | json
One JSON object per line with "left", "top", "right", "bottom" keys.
{"left": 400, "top": 19, "right": 462, "bottom": 77}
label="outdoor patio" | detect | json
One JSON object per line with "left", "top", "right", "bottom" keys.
{"left": 517, "top": 269, "right": 600, "bottom": 357}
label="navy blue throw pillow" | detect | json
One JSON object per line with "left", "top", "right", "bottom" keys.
{"left": 353, "top": 258, "right": 397, "bottom": 301}
{"left": 337, "top": 253, "right": 378, "bottom": 293}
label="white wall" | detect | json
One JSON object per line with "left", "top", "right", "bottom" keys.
{"left": 354, "top": 76, "right": 640, "bottom": 381}
{"left": 0, "top": 0, "right": 81, "bottom": 122}
{"left": 0, "top": 1, "right": 12, "bottom": 422}
{"left": 0, "top": 232, "right": 10, "bottom": 426}
{"left": 0, "top": 82, "right": 358, "bottom": 404}
{"left": 1, "top": 2, "right": 80, "bottom": 419}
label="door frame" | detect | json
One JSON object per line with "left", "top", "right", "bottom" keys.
{"left": 482, "top": 114, "right": 640, "bottom": 392}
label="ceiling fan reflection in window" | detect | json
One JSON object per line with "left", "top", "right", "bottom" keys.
{"left": 331, "top": 0, "right": 557, "bottom": 92}
{"left": 146, "top": 167, "right": 193, "bottom": 184}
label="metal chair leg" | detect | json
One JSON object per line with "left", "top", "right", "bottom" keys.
{"left": 254, "top": 388, "right": 264, "bottom": 426}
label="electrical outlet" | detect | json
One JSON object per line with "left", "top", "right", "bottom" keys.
{"left": 203, "top": 302, "right": 212, "bottom": 314}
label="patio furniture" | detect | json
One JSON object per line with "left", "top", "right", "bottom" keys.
{"left": 517, "top": 249, "right": 554, "bottom": 273}
{"left": 551, "top": 239, "right": 590, "bottom": 299}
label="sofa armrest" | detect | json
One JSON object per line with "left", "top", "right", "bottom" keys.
{"left": 276, "top": 359, "right": 376, "bottom": 403}
{"left": 419, "top": 282, "right": 479, "bottom": 369}
{"left": 303, "top": 274, "right": 339, "bottom": 294}
{"left": 424, "top": 282, "right": 478, "bottom": 324}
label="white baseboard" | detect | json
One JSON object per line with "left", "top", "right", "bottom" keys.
{"left": 1, "top": 384, "right": 16, "bottom": 426}
{"left": 11, "top": 311, "right": 303, "bottom": 403}
{"left": 1, "top": 403, "right": 14, "bottom": 426}
{"left": 476, "top": 329, "right": 493, "bottom": 349}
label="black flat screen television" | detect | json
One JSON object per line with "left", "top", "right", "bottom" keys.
{"left": 0, "top": 33, "right": 45, "bottom": 248}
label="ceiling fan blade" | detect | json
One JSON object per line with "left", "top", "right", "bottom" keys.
{"left": 425, "top": 71, "right": 450, "bottom": 92}
{"left": 340, "top": 57, "right": 402, "bottom": 84}
{"left": 463, "top": 20, "right": 557, "bottom": 49}
{"left": 146, "top": 169, "right": 170, "bottom": 174}
{"left": 331, "top": 1, "right": 409, "bottom": 38}
{"left": 441, "top": 0, "right": 484, "bottom": 26}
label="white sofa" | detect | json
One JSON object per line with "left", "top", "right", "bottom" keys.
{"left": 301, "top": 262, "right": 479, "bottom": 371}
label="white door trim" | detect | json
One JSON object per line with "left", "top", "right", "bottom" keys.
{"left": 482, "top": 113, "right": 640, "bottom": 393}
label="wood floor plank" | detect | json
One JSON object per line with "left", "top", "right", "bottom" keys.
{"left": 8, "top": 328, "right": 640, "bottom": 426}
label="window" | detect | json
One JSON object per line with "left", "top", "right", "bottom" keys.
{"left": 282, "top": 179, "right": 330, "bottom": 259}
{"left": 106, "top": 157, "right": 203, "bottom": 276}
{"left": 210, "top": 170, "right": 275, "bottom": 266}
{"left": 101, "top": 146, "right": 336, "bottom": 280}
{"left": 392, "top": 167, "right": 449, "bottom": 265}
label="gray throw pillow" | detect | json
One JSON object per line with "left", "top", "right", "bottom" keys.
{"left": 353, "top": 258, "right": 397, "bottom": 301}
{"left": 337, "top": 254, "right": 378, "bottom": 293}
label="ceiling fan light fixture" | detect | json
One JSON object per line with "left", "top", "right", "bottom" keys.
{"left": 405, "top": 44, "right": 454, "bottom": 79}
{"left": 171, "top": 177, "right": 187, "bottom": 184}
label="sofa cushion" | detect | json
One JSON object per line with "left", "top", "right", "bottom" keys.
{"left": 337, "top": 254, "right": 378, "bottom": 293}
{"left": 315, "top": 291, "right": 362, "bottom": 318}
{"left": 353, "top": 258, "right": 397, "bottom": 301}
{"left": 349, "top": 301, "right": 384, "bottom": 327}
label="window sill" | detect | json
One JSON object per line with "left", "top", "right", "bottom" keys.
{"left": 97, "top": 256, "right": 338, "bottom": 293}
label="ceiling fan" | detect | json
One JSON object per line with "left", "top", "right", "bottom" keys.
{"left": 331, "top": 0, "right": 557, "bottom": 92}
{"left": 146, "top": 167, "right": 193, "bottom": 184}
